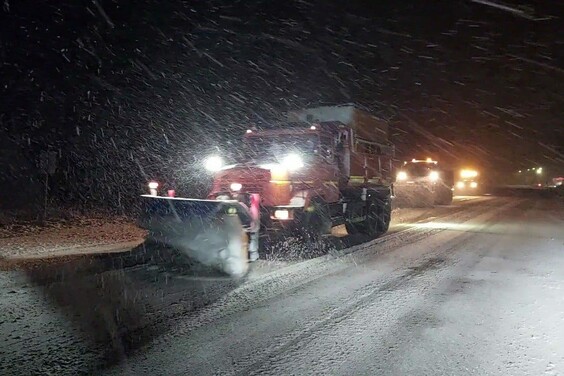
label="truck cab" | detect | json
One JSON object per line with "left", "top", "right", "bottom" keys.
{"left": 206, "top": 114, "right": 393, "bottom": 237}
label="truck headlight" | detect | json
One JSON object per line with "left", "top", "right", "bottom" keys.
{"left": 429, "top": 171, "right": 440, "bottom": 181}
{"left": 397, "top": 171, "right": 408, "bottom": 181}
{"left": 282, "top": 153, "right": 304, "bottom": 171}
{"left": 470, "top": 181, "right": 478, "bottom": 188}
{"left": 456, "top": 181, "right": 465, "bottom": 189}
{"left": 204, "top": 156, "right": 223, "bottom": 172}
{"left": 230, "top": 182, "right": 242, "bottom": 191}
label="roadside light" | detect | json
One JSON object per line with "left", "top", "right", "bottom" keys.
{"left": 518, "top": 170, "right": 522, "bottom": 173}
{"left": 282, "top": 153, "right": 304, "bottom": 171}
{"left": 470, "top": 181, "right": 478, "bottom": 188}
{"left": 412, "top": 159, "right": 417, "bottom": 162}
{"left": 148, "top": 181, "right": 159, "bottom": 196}
{"left": 204, "top": 156, "right": 223, "bottom": 172}
{"left": 456, "top": 181, "right": 465, "bottom": 189}
{"left": 460, "top": 169, "right": 478, "bottom": 178}
{"left": 429, "top": 171, "right": 440, "bottom": 182}
{"left": 397, "top": 171, "right": 408, "bottom": 181}
{"left": 426, "top": 157, "right": 432, "bottom": 162}
{"left": 536, "top": 167, "right": 542, "bottom": 174}
{"left": 273, "top": 209, "right": 290, "bottom": 220}
{"left": 246, "top": 129, "right": 253, "bottom": 134}
{"left": 230, "top": 182, "right": 242, "bottom": 191}
{"left": 310, "top": 125, "right": 317, "bottom": 130}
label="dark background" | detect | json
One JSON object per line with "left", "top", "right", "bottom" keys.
{"left": 1, "top": 0, "right": 562, "bottom": 214}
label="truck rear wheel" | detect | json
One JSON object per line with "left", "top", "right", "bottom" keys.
{"left": 346, "top": 198, "right": 391, "bottom": 237}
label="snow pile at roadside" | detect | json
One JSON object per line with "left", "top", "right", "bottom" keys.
{"left": 0, "top": 215, "right": 146, "bottom": 259}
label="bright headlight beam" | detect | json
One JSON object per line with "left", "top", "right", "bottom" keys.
{"left": 460, "top": 169, "right": 478, "bottom": 178}
{"left": 204, "top": 156, "right": 223, "bottom": 172}
{"left": 230, "top": 182, "right": 242, "bottom": 191}
{"left": 282, "top": 153, "right": 304, "bottom": 171}
{"left": 397, "top": 171, "right": 408, "bottom": 181}
{"left": 429, "top": 171, "right": 440, "bottom": 181}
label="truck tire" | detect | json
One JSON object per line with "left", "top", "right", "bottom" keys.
{"left": 347, "top": 198, "right": 391, "bottom": 237}
{"left": 377, "top": 198, "right": 392, "bottom": 234}
{"left": 300, "top": 201, "right": 332, "bottom": 239}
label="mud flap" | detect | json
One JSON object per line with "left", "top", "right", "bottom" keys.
{"left": 139, "top": 196, "right": 256, "bottom": 278}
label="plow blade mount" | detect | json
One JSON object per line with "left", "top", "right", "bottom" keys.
{"left": 139, "top": 196, "right": 255, "bottom": 278}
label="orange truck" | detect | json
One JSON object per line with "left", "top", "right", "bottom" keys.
{"left": 139, "top": 105, "right": 394, "bottom": 276}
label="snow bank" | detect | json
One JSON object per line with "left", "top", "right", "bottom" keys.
{"left": 0, "top": 215, "right": 145, "bottom": 259}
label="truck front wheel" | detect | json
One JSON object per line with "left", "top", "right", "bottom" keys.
{"left": 292, "top": 201, "right": 332, "bottom": 242}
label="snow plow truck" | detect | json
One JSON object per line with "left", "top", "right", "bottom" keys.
{"left": 138, "top": 105, "right": 394, "bottom": 277}
{"left": 394, "top": 159, "right": 454, "bottom": 207}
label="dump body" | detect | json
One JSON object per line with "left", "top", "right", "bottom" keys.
{"left": 287, "top": 105, "right": 393, "bottom": 187}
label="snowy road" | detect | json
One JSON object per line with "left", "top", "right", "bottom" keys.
{"left": 1, "top": 195, "right": 563, "bottom": 375}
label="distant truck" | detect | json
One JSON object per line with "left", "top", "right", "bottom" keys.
{"left": 394, "top": 159, "right": 454, "bottom": 207}
{"left": 139, "top": 105, "right": 395, "bottom": 276}
{"left": 454, "top": 169, "right": 482, "bottom": 195}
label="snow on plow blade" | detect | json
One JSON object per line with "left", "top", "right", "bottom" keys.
{"left": 138, "top": 195, "right": 255, "bottom": 278}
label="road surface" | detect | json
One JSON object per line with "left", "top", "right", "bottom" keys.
{"left": 1, "top": 195, "right": 563, "bottom": 375}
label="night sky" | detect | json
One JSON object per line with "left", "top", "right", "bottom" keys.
{"left": 1, "top": 0, "right": 562, "bottom": 211}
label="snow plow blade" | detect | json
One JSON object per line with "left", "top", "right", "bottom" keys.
{"left": 138, "top": 195, "right": 257, "bottom": 278}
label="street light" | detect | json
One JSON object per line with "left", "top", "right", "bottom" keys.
{"left": 536, "top": 167, "right": 542, "bottom": 175}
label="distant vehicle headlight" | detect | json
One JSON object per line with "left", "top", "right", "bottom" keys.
{"left": 460, "top": 169, "right": 478, "bottom": 178}
{"left": 429, "top": 171, "right": 440, "bottom": 181}
{"left": 456, "top": 181, "right": 465, "bottom": 189}
{"left": 282, "top": 153, "right": 304, "bottom": 171}
{"left": 397, "top": 171, "right": 408, "bottom": 181}
{"left": 470, "top": 181, "right": 478, "bottom": 188}
{"left": 204, "top": 156, "right": 223, "bottom": 172}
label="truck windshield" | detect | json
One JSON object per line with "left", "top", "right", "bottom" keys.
{"left": 242, "top": 134, "right": 320, "bottom": 162}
